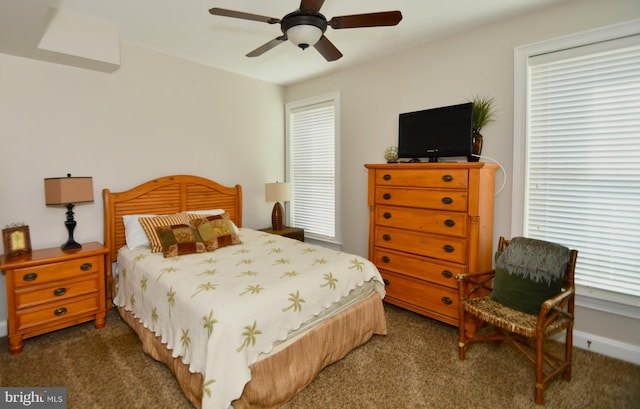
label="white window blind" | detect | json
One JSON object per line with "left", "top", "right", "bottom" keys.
{"left": 286, "top": 94, "right": 339, "bottom": 242}
{"left": 526, "top": 36, "right": 640, "bottom": 304}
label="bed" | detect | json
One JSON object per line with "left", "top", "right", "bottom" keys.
{"left": 102, "top": 175, "right": 387, "bottom": 409}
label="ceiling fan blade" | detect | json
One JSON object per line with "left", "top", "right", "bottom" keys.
{"left": 299, "top": 0, "right": 325, "bottom": 14}
{"left": 329, "top": 11, "right": 402, "bottom": 29}
{"left": 314, "top": 36, "right": 343, "bottom": 62}
{"left": 246, "top": 36, "right": 287, "bottom": 57}
{"left": 209, "top": 8, "right": 280, "bottom": 24}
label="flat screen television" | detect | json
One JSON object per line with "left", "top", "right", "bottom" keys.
{"left": 397, "top": 102, "right": 473, "bottom": 162}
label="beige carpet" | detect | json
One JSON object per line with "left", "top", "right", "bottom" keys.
{"left": 2, "top": 304, "right": 639, "bottom": 409}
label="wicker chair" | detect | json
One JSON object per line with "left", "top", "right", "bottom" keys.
{"left": 456, "top": 236, "right": 578, "bottom": 405}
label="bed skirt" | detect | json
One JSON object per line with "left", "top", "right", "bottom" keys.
{"left": 117, "top": 292, "right": 387, "bottom": 408}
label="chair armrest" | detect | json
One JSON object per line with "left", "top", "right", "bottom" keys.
{"left": 538, "top": 287, "right": 575, "bottom": 330}
{"left": 456, "top": 270, "right": 495, "bottom": 299}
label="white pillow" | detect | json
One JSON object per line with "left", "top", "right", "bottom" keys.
{"left": 123, "top": 214, "right": 156, "bottom": 249}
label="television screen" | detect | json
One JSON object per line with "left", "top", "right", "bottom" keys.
{"left": 398, "top": 102, "right": 473, "bottom": 162}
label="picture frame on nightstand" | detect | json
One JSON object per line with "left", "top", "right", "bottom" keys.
{"left": 2, "top": 224, "right": 32, "bottom": 258}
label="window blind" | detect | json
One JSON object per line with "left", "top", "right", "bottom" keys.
{"left": 526, "top": 37, "right": 640, "bottom": 303}
{"left": 288, "top": 99, "right": 337, "bottom": 241}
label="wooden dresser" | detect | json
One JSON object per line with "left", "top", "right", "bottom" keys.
{"left": 365, "top": 162, "right": 497, "bottom": 327}
{"left": 0, "top": 242, "right": 108, "bottom": 354}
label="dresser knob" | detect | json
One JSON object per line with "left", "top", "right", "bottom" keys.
{"left": 441, "top": 197, "right": 453, "bottom": 205}
{"left": 444, "top": 219, "right": 455, "bottom": 227}
{"left": 383, "top": 174, "right": 392, "bottom": 181}
{"left": 383, "top": 212, "right": 392, "bottom": 219}
{"left": 381, "top": 256, "right": 390, "bottom": 263}
{"left": 442, "top": 174, "right": 453, "bottom": 182}
{"left": 54, "top": 307, "right": 68, "bottom": 316}
{"left": 383, "top": 278, "right": 390, "bottom": 286}
{"left": 53, "top": 287, "right": 67, "bottom": 296}
{"left": 382, "top": 234, "right": 391, "bottom": 241}
{"left": 443, "top": 245, "right": 455, "bottom": 253}
{"left": 80, "top": 263, "right": 92, "bottom": 271}
{"left": 23, "top": 273, "right": 38, "bottom": 282}
{"left": 383, "top": 193, "right": 391, "bottom": 200}
{"left": 441, "top": 270, "right": 453, "bottom": 279}
{"left": 441, "top": 297, "right": 453, "bottom": 305}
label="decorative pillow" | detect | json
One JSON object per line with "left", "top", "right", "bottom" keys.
{"left": 191, "top": 213, "right": 241, "bottom": 250}
{"left": 155, "top": 224, "right": 207, "bottom": 258}
{"left": 490, "top": 266, "right": 563, "bottom": 315}
{"left": 490, "top": 238, "right": 569, "bottom": 315}
{"left": 138, "top": 213, "right": 189, "bottom": 253}
{"left": 123, "top": 214, "right": 157, "bottom": 249}
{"left": 186, "top": 210, "right": 240, "bottom": 235}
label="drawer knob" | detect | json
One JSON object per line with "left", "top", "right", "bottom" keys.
{"left": 80, "top": 262, "right": 93, "bottom": 271}
{"left": 54, "top": 307, "right": 68, "bottom": 316}
{"left": 441, "top": 270, "right": 453, "bottom": 279}
{"left": 443, "top": 245, "right": 455, "bottom": 253}
{"left": 383, "top": 278, "right": 390, "bottom": 286}
{"left": 442, "top": 174, "right": 453, "bottom": 182}
{"left": 382, "top": 234, "right": 391, "bottom": 241}
{"left": 383, "top": 193, "right": 391, "bottom": 200}
{"left": 441, "top": 297, "right": 453, "bottom": 305}
{"left": 23, "top": 273, "right": 38, "bottom": 282}
{"left": 381, "top": 256, "right": 390, "bottom": 263}
{"left": 53, "top": 287, "right": 67, "bottom": 296}
{"left": 444, "top": 219, "right": 455, "bottom": 227}
{"left": 383, "top": 212, "right": 392, "bottom": 219}
{"left": 383, "top": 174, "right": 391, "bottom": 181}
{"left": 441, "top": 197, "right": 453, "bottom": 205}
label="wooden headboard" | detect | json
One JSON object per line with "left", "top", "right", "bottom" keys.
{"left": 102, "top": 174, "right": 242, "bottom": 264}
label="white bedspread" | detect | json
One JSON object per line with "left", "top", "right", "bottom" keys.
{"left": 114, "top": 228, "right": 385, "bottom": 409}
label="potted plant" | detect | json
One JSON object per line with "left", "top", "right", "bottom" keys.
{"left": 468, "top": 95, "right": 495, "bottom": 161}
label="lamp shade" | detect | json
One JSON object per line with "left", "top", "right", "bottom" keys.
{"left": 265, "top": 182, "right": 290, "bottom": 203}
{"left": 44, "top": 176, "right": 94, "bottom": 205}
{"left": 286, "top": 25, "right": 323, "bottom": 49}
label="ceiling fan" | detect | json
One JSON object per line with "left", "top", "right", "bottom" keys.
{"left": 209, "top": 0, "right": 402, "bottom": 62}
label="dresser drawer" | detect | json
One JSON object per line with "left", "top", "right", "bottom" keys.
{"left": 12, "top": 256, "right": 101, "bottom": 288}
{"left": 374, "top": 187, "right": 468, "bottom": 211}
{"left": 375, "top": 205, "right": 467, "bottom": 237}
{"left": 373, "top": 247, "right": 463, "bottom": 289}
{"left": 15, "top": 295, "right": 101, "bottom": 331}
{"left": 15, "top": 276, "right": 100, "bottom": 310}
{"left": 375, "top": 169, "right": 468, "bottom": 189}
{"left": 381, "top": 269, "right": 459, "bottom": 320}
{"left": 374, "top": 226, "right": 467, "bottom": 263}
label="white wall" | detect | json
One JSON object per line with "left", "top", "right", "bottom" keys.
{"left": 0, "top": 43, "right": 285, "bottom": 326}
{"left": 284, "top": 0, "right": 640, "bottom": 363}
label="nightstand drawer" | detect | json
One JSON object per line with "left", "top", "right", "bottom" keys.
{"left": 15, "top": 276, "right": 100, "bottom": 309}
{"left": 16, "top": 295, "right": 101, "bottom": 331}
{"left": 12, "top": 256, "right": 101, "bottom": 288}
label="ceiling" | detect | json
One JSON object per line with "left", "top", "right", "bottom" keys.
{"left": 1, "top": 0, "right": 569, "bottom": 85}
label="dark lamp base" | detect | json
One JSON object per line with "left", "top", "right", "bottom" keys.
{"left": 61, "top": 203, "right": 82, "bottom": 251}
{"left": 271, "top": 202, "right": 284, "bottom": 231}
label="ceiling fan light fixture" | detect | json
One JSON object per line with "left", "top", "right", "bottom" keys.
{"left": 287, "top": 24, "right": 323, "bottom": 49}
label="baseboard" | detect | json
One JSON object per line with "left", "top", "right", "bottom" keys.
{"left": 0, "top": 320, "right": 6, "bottom": 338}
{"left": 572, "top": 330, "right": 640, "bottom": 366}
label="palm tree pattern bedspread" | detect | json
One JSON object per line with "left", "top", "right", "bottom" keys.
{"left": 114, "top": 228, "right": 385, "bottom": 409}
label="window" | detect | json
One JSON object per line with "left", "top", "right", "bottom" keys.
{"left": 286, "top": 92, "right": 340, "bottom": 245}
{"left": 513, "top": 21, "right": 640, "bottom": 310}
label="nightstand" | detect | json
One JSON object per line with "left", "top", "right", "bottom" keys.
{"left": 259, "top": 226, "right": 305, "bottom": 242}
{"left": 0, "top": 242, "right": 108, "bottom": 354}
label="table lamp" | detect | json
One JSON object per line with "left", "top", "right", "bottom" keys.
{"left": 44, "top": 174, "right": 94, "bottom": 250}
{"left": 265, "top": 182, "right": 289, "bottom": 231}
